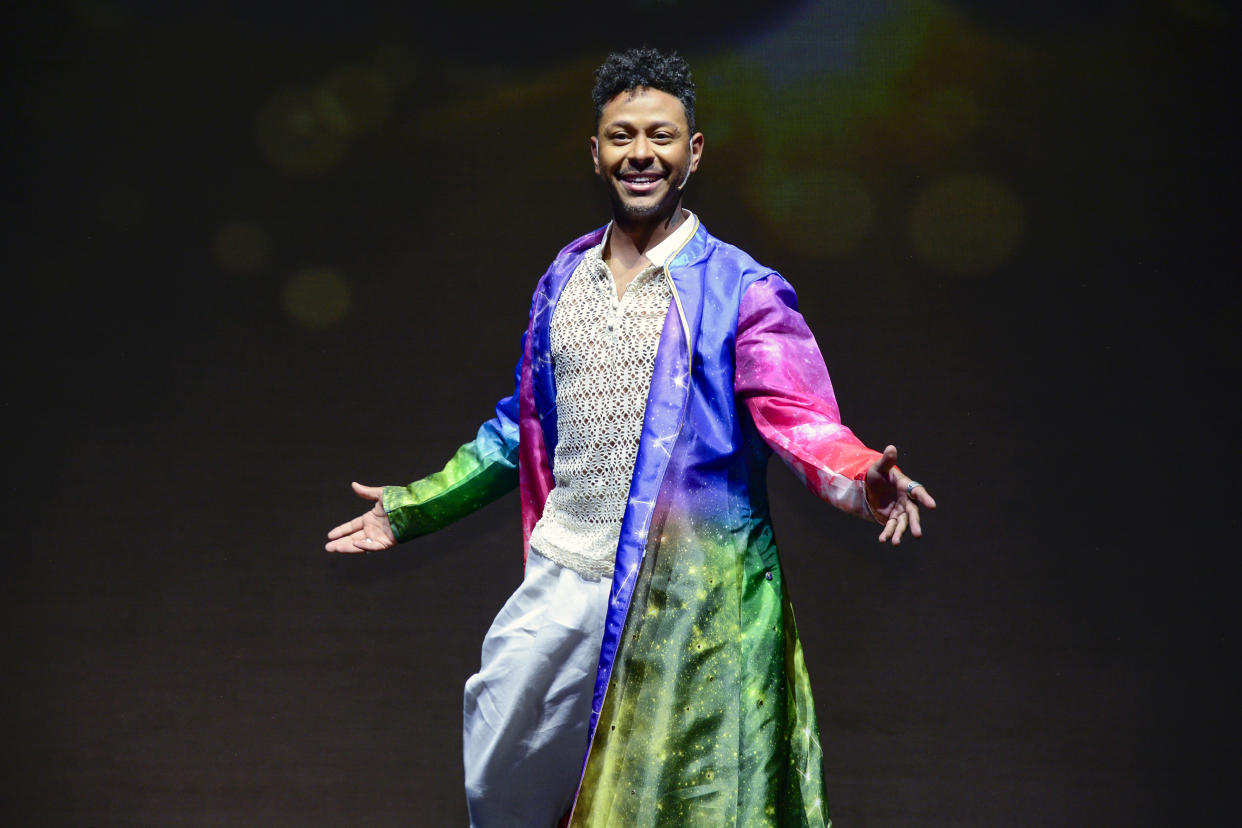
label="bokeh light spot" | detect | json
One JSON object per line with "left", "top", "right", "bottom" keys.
{"left": 282, "top": 267, "right": 352, "bottom": 330}
{"left": 753, "top": 163, "right": 875, "bottom": 259}
{"left": 212, "top": 221, "right": 272, "bottom": 274}
{"left": 316, "top": 65, "right": 393, "bottom": 136}
{"left": 256, "top": 90, "right": 350, "bottom": 174}
{"left": 910, "top": 174, "right": 1024, "bottom": 275}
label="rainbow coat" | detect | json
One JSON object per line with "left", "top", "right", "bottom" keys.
{"left": 383, "top": 219, "right": 881, "bottom": 827}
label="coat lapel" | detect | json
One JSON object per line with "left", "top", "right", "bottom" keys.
{"left": 587, "top": 221, "right": 712, "bottom": 733}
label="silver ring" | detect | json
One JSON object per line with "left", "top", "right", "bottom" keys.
{"left": 905, "top": 481, "right": 923, "bottom": 496}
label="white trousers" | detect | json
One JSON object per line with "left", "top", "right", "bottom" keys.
{"left": 463, "top": 550, "right": 611, "bottom": 828}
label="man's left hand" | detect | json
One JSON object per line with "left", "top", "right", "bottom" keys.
{"left": 865, "top": 445, "right": 937, "bottom": 545}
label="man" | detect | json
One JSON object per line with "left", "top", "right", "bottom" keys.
{"left": 327, "top": 47, "right": 935, "bottom": 828}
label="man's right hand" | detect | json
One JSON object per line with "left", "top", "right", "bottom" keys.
{"left": 325, "top": 482, "right": 397, "bottom": 553}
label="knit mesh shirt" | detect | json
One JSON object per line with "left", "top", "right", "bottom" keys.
{"left": 528, "top": 213, "right": 698, "bottom": 580}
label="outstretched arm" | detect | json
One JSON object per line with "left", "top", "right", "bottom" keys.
{"left": 325, "top": 482, "right": 396, "bottom": 554}
{"left": 324, "top": 332, "right": 525, "bottom": 553}
{"left": 736, "top": 274, "right": 936, "bottom": 545}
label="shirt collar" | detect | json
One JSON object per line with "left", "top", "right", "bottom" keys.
{"left": 600, "top": 210, "right": 698, "bottom": 269}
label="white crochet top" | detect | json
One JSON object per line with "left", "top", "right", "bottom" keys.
{"left": 529, "top": 214, "right": 697, "bottom": 580}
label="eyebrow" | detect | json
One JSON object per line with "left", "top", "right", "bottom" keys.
{"left": 602, "top": 120, "right": 682, "bottom": 132}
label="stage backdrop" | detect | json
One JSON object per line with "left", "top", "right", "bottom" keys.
{"left": 8, "top": 1, "right": 1234, "bottom": 825}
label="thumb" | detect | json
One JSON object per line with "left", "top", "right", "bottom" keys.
{"left": 876, "top": 445, "right": 898, "bottom": 475}
{"left": 351, "top": 481, "right": 383, "bottom": 501}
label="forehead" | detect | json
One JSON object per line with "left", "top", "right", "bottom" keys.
{"left": 598, "top": 86, "right": 688, "bottom": 129}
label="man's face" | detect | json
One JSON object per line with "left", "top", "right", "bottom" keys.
{"left": 591, "top": 86, "right": 703, "bottom": 225}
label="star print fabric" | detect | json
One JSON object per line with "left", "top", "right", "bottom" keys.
{"left": 571, "top": 511, "right": 830, "bottom": 827}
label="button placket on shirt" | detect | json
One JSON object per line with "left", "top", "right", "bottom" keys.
{"left": 531, "top": 245, "right": 675, "bottom": 580}
{"left": 598, "top": 262, "right": 661, "bottom": 345}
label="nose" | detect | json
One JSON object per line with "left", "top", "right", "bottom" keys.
{"left": 626, "top": 133, "right": 654, "bottom": 167}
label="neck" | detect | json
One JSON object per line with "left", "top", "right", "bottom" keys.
{"left": 607, "top": 205, "right": 686, "bottom": 266}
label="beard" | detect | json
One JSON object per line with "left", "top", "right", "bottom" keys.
{"left": 605, "top": 178, "right": 680, "bottom": 225}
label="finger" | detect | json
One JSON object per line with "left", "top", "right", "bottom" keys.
{"left": 342, "top": 530, "right": 380, "bottom": 554}
{"left": 361, "top": 519, "right": 396, "bottom": 547}
{"left": 907, "top": 500, "right": 923, "bottom": 538}
{"left": 879, "top": 516, "right": 896, "bottom": 543}
{"left": 895, "top": 476, "right": 936, "bottom": 510}
{"left": 876, "top": 445, "right": 898, "bottom": 477}
{"left": 326, "top": 515, "right": 364, "bottom": 540}
{"left": 351, "top": 481, "right": 383, "bottom": 501}
{"left": 891, "top": 511, "right": 908, "bottom": 545}
{"left": 325, "top": 535, "right": 367, "bottom": 554}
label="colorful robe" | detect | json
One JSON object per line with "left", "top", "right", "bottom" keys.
{"left": 383, "top": 220, "right": 881, "bottom": 827}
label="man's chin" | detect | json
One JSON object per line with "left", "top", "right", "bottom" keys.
{"left": 611, "top": 195, "right": 677, "bottom": 223}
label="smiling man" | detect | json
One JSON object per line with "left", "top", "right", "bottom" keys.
{"left": 327, "top": 47, "right": 935, "bottom": 827}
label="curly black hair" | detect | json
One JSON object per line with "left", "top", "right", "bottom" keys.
{"left": 592, "top": 47, "right": 696, "bottom": 133}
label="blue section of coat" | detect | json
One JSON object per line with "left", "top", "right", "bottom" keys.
{"left": 525, "top": 221, "right": 782, "bottom": 741}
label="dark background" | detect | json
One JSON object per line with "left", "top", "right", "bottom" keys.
{"left": 7, "top": 0, "right": 1236, "bottom": 824}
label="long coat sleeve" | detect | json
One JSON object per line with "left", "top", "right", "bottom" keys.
{"left": 381, "top": 345, "right": 523, "bottom": 541}
{"left": 736, "top": 273, "right": 880, "bottom": 520}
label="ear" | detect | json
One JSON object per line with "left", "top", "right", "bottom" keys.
{"left": 589, "top": 136, "right": 600, "bottom": 176}
{"left": 688, "top": 132, "right": 704, "bottom": 174}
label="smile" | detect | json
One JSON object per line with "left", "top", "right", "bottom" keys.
{"left": 620, "top": 174, "right": 664, "bottom": 194}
